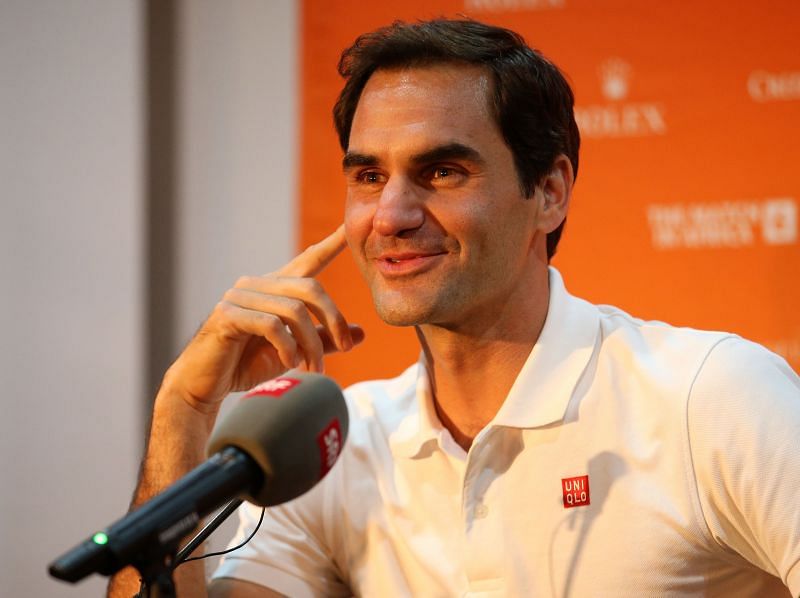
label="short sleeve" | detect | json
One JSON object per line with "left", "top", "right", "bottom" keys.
{"left": 688, "top": 336, "right": 800, "bottom": 594}
{"left": 211, "top": 478, "right": 349, "bottom": 597}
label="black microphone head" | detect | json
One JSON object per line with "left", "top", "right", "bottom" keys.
{"left": 207, "top": 372, "right": 348, "bottom": 507}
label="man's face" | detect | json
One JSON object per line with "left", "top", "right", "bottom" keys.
{"left": 343, "top": 64, "right": 544, "bottom": 330}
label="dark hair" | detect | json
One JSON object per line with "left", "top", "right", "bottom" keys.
{"left": 333, "top": 19, "right": 580, "bottom": 259}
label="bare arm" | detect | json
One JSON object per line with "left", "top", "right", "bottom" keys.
{"left": 108, "top": 227, "right": 363, "bottom": 597}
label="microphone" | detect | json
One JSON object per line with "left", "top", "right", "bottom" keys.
{"left": 48, "top": 372, "right": 348, "bottom": 584}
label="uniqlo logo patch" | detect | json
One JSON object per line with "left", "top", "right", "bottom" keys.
{"left": 316, "top": 418, "right": 342, "bottom": 478}
{"left": 244, "top": 377, "right": 301, "bottom": 398}
{"left": 562, "top": 475, "right": 590, "bottom": 508}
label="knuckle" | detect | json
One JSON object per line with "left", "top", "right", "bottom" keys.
{"left": 215, "top": 300, "right": 234, "bottom": 316}
{"left": 234, "top": 275, "right": 252, "bottom": 289}
{"left": 260, "top": 314, "right": 283, "bottom": 334}
{"left": 209, "top": 301, "right": 236, "bottom": 328}
{"left": 301, "top": 277, "right": 323, "bottom": 297}
{"left": 303, "top": 241, "right": 321, "bottom": 255}
{"left": 286, "top": 301, "right": 307, "bottom": 321}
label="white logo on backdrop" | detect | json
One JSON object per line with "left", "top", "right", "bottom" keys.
{"left": 575, "top": 58, "right": 667, "bottom": 138}
{"left": 748, "top": 70, "right": 800, "bottom": 102}
{"left": 646, "top": 197, "right": 798, "bottom": 249}
{"left": 600, "top": 58, "right": 632, "bottom": 101}
{"left": 465, "top": 0, "right": 565, "bottom": 10}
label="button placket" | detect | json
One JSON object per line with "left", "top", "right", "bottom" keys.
{"left": 461, "top": 429, "right": 503, "bottom": 589}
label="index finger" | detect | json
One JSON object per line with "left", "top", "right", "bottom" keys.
{"left": 277, "top": 224, "right": 348, "bottom": 278}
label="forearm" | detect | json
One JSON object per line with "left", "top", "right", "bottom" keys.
{"left": 107, "top": 227, "right": 358, "bottom": 597}
{"left": 136, "top": 371, "right": 220, "bottom": 502}
{"left": 107, "top": 373, "right": 221, "bottom": 598}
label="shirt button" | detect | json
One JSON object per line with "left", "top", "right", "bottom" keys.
{"left": 474, "top": 503, "right": 489, "bottom": 519}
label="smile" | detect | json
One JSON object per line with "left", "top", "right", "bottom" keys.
{"left": 375, "top": 252, "right": 447, "bottom": 277}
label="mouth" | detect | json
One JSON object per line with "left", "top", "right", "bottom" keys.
{"left": 374, "top": 251, "right": 447, "bottom": 276}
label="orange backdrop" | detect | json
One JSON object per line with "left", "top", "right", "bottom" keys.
{"left": 299, "top": 0, "right": 800, "bottom": 387}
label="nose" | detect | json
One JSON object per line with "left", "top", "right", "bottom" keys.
{"left": 373, "top": 175, "right": 425, "bottom": 237}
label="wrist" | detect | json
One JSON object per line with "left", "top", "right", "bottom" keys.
{"left": 155, "top": 372, "right": 222, "bottom": 436}
{"left": 160, "top": 364, "right": 224, "bottom": 416}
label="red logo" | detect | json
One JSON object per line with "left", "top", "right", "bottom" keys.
{"left": 562, "top": 475, "right": 590, "bottom": 508}
{"left": 316, "top": 418, "right": 342, "bottom": 478}
{"left": 244, "top": 377, "right": 301, "bottom": 398}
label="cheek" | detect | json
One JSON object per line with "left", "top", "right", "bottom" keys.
{"left": 344, "top": 196, "right": 375, "bottom": 251}
{"left": 464, "top": 198, "right": 535, "bottom": 258}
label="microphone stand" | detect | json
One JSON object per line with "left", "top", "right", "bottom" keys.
{"left": 175, "top": 498, "right": 243, "bottom": 563}
{"left": 135, "top": 499, "right": 243, "bottom": 597}
{"left": 132, "top": 543, "right": 178, "bottom": 598}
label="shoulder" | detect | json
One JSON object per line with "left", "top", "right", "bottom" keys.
{"left": 586, "top": 303, "right": 799, "bottom": 419}
{"left": 692, "top": 335, "right": 798, "bottom": 393}
{"left": 683, "top": 337, "right": 800, "bottom": 582}
{"left": 590, "top": 303, "right": 742, "bottom": 396}
{"left": 595, "top": 303, "right": 734, "bottom": 360}
{"left": 684, "top": 335, "right": 799, "bottom": 467}
{"left": 688, "top": 335, "right": 800, "bottom": 436}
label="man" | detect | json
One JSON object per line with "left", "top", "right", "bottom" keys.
{"left": 110, "top": 19, "right": 800, "bottom": 597}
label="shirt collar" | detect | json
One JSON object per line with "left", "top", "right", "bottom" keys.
{"left": 389, "top": 358, "right": 441, "bottom": 458}
{"left": 389, "top": 267, "right": 600, "bottom": 457}
{"left": 491, "top": 267, "right": 599, "bottom": 429}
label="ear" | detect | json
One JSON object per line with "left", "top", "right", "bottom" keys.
{"left": 536, "top": 154, "right": 574, "bottom": 233}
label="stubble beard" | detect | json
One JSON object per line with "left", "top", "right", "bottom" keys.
{"left": 370, "top": 285, "right": 435, "bottom": 327}
{"left": 369, "top": 275, "right": 473, "bottom": 329}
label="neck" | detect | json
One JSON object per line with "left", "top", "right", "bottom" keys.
{"left": 417, "top": 267, "right": 551, "bottom": 451}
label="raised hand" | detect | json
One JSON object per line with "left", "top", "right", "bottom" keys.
{"left": 165, "top": 225, "right": 364, "bottom": 414}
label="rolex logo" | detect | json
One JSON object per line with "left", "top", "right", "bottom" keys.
{"left": 576, "top": 57, "right": 666, "bottom": 139}
{"left": 599, "top": 58, "right": 631, "bottom": 101}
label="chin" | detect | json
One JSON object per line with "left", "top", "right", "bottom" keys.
{"left": 372, "top": 295, "right": 438, "bottom": 328}
{"left": 374, "top": 306, "right": 427, "bottom": 328}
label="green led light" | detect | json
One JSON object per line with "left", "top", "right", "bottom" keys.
{"left": 92, "top": 532, "right": 109, "bottom": 545}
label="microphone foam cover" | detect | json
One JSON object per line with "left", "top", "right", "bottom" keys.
{"left": 207, "top": 372, "right": 348, "bottom": 507}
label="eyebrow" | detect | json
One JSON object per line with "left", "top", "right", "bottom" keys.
{"left": 342, "top": 152, "right": 378, "bottom": 170}
{"left": 411, "top": 142, "right": 485, "bottom": 167}
{"left": 342, "top": 142, "right": 485, "bottom": 171}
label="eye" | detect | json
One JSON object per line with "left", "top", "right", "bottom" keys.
{"left": 425, "top": 164, "right": 467, "bottom": 187}
{"left": 356, "top": 170, "right": 384, "bottom": 185}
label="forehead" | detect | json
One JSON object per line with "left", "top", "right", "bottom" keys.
{"left": 348, "top": 64, "right": 500, "bottom": 154}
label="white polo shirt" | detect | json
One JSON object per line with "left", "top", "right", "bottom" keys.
{"left": 213, "top": 268, "right": 800, "bottom": 597}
